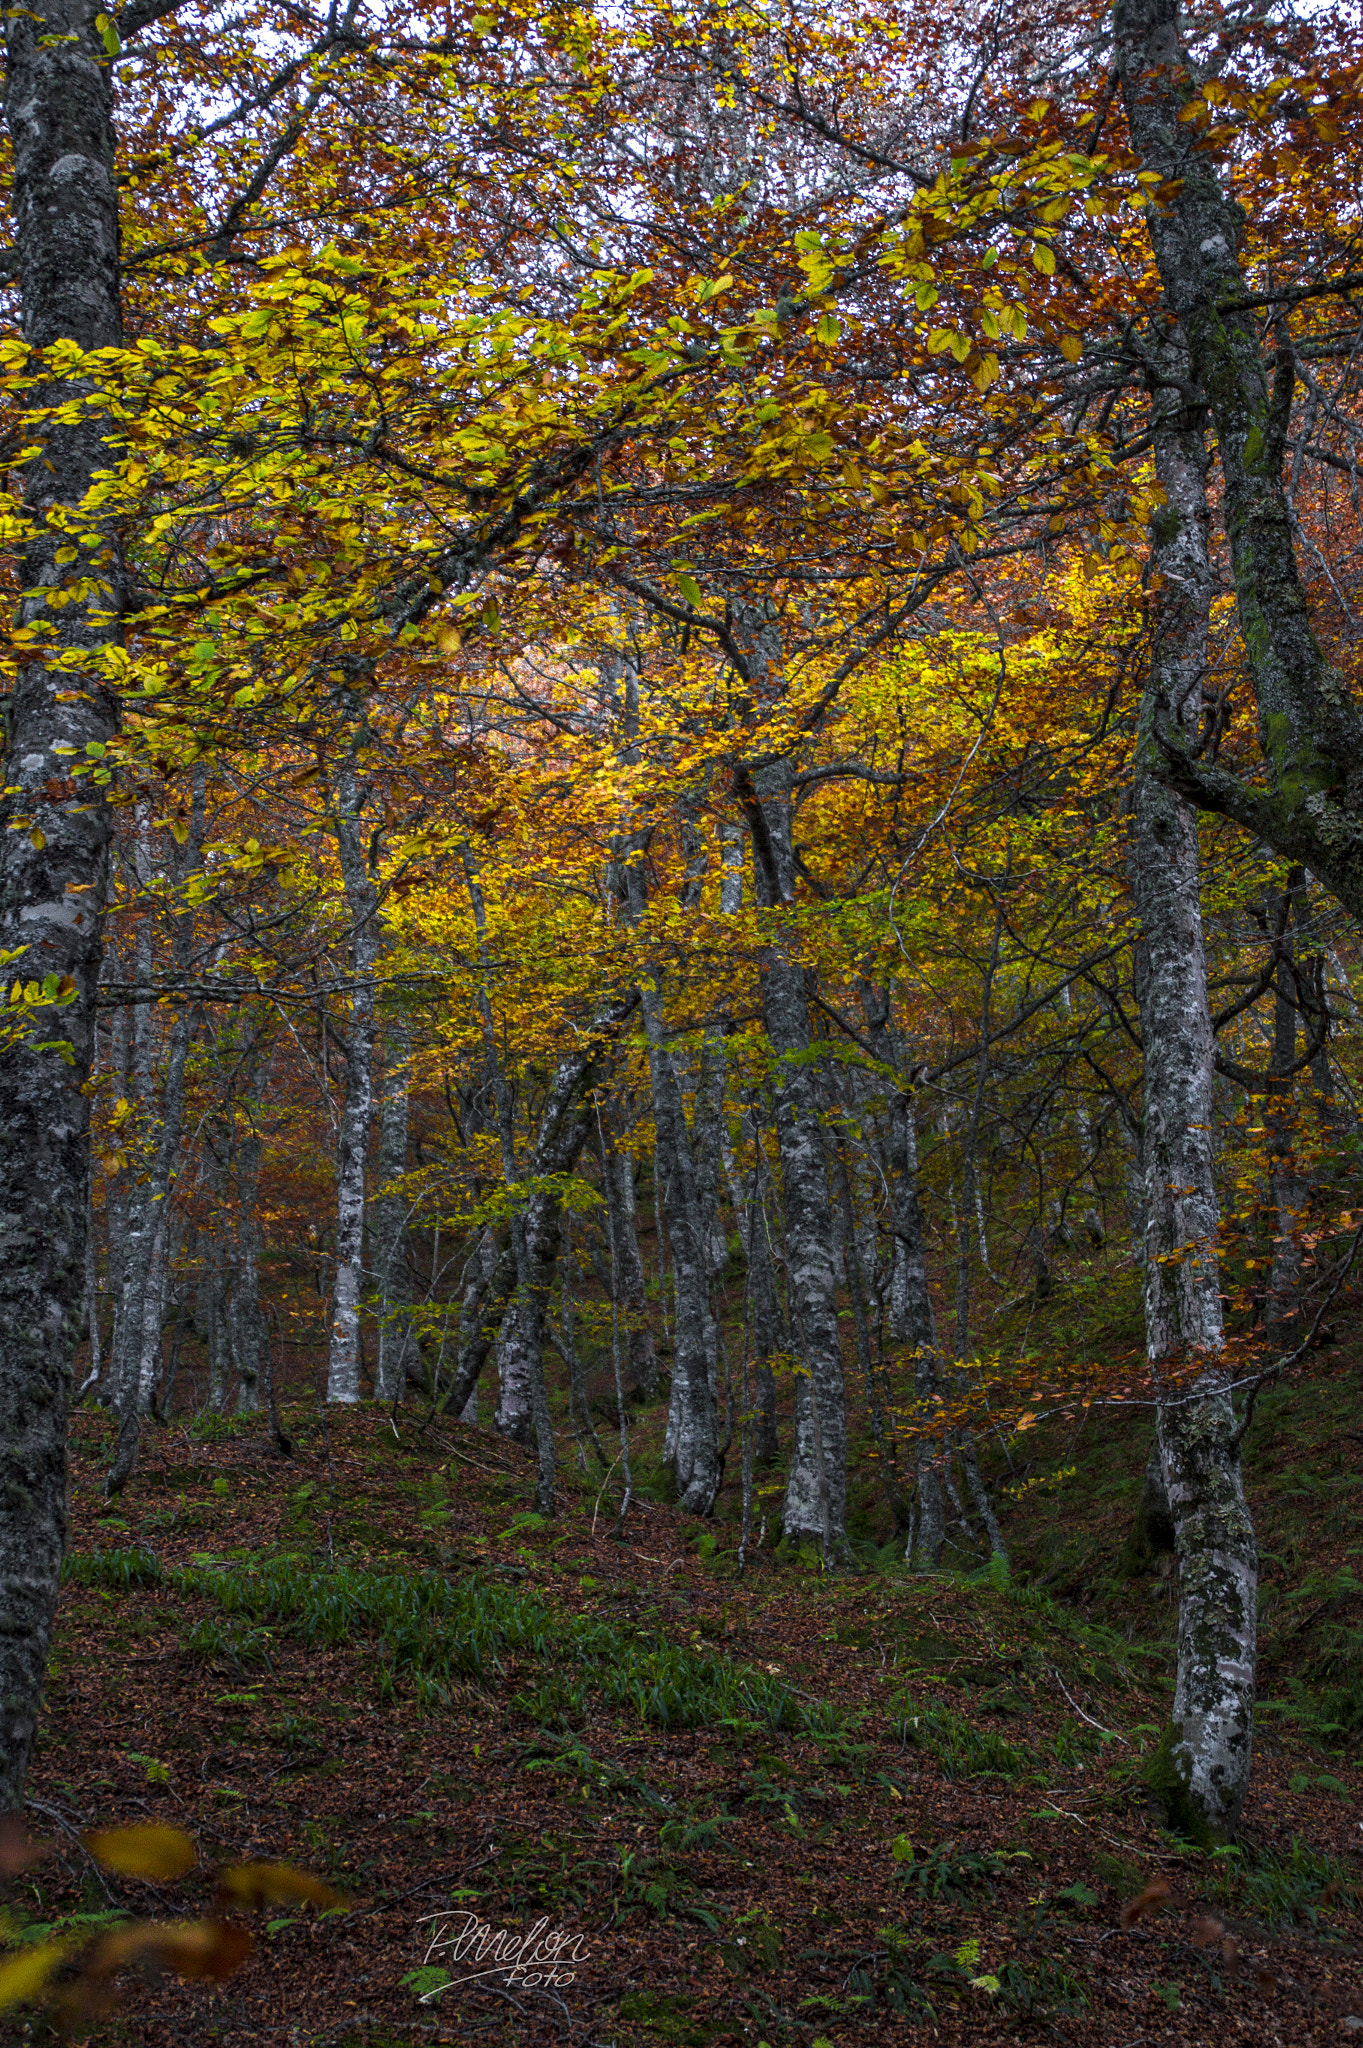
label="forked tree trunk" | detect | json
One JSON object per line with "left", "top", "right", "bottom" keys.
{"left": 0, "top": 0, "right": 128, "bottom": 1808}
{"left": 1133, "top": 357, "right": 1256, "bottom": 1840}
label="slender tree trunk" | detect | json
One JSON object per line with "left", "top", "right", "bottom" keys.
{"left": 373, "top": 1016, "right": 421, "bottom": 1401}
{"left": 740, "top": 756, "right": 845, "bottom": 1551}
{"left": 602, "top": 1136, "right": 657, "bottom": 1398}
{"left": 637, "top": 978, "right": 722, "bottom": 1512}
{"left": 328, "top": 757, "right": 379, "bottom": 1403}
{"left": 859, "top": 986, "right": 945, "bottom": 1564}
{"left": 232, "top": 1125, "right": 263, "bottom": 1414}
{"left": 1133, "top": 356, "right": 1256, "bottom": 1840}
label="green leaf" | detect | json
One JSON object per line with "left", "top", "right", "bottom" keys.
{"left": 676, "top": 572, "right": 703, "bottom": 609}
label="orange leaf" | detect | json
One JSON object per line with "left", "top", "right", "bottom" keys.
{"left": 1119, "top": 1876, "right": 1171, "bottom": 1928}
{"left": 215, "top": 1861, "right": 345, "bottom": 1910}
{"left": 83, "top": 1824, "right": 197, "bottom": 1880}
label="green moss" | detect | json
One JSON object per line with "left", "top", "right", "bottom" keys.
{"left": 1142, "top": 1721, "right": 1219, "bottom": 1848}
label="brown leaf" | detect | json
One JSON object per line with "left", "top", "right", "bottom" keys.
{"left": 215, "top": 1861, "right": 345, "bottom": 1911}
{"left": 1190, "top": 1914, "right": 1223, "bottom": 1947}
{"left": 0, "top": 1817, "right": 51, "bottom": 1875}
{"left": 88, "top": 1919, "right": 254, "bottom": 1982}
{"left": 1221, "top": 1934, "right": 1240, "bottom": 1975}
{"left": 1253, "top": 1966, "right": 1282, "bottom": 1995}
{"left": 83, "top": 1825, "right": 197, "bottom": 1881}
{"left": 1119, "top": 1876, "right": 1171, "bottom": 1929}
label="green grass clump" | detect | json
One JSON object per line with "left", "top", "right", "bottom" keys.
{"left": 173, "top": 1554, "right": 827, "bottom": 1733}
{"left": 63, "top": 1544, "right": 162, "bottom": 1590}
{"left": 891, "top": 1695, "right": 1031, "bottom": 1781}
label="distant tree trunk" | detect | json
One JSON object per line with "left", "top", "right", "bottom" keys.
{"left": 105, "top": 1004, "right": 191, "bottom": 1493}
{"left": 602, "top": 1135, "right": 658, "bottom": 1398}
{"left": 739, "top": 755, "right": 845, "bottom": 1552}
{"left": 373, "top": 1016, "right": 421, "bottom": 1402}
{"left": 859, "top": 986, "right": 945, "bottom": 1565}
{"left": 1132, "top": 351, "right": 1256, "bottom": 1841}
{"left": 233, "top": 1125, "right": 263, "bottom": 1415}
{"left": 638, "top": 978, "right": 722, "bottom": 1512}
{"left": 1264, "top": 871, "right": 1309, "bottom": 1336}
{"left": 328, "top": 757, "right": 379, "bottom": 1404}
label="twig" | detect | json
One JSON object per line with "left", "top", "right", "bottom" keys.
{"left": 1053, "top": 1667, "right": 1129, "bottom": 1744}
{"left": 590, "top": 1454, "right": 623, "bottom": 1537}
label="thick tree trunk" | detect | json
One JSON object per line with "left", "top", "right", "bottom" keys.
{"left": 1133, "top": 361, "right": 1257, "bottom": 1840}
{"left": 0, "top": 5, "right": 126, "bottom": 1805}
{"left": 328, "top": 758, "right": 379, "bottom": 1403}
{"left": 1116, "top": 0, "right": 1363, "bottom": 915}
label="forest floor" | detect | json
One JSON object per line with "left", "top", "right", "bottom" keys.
{"left": 9, "top": 1337, "right": 1363, "bottom": 2048}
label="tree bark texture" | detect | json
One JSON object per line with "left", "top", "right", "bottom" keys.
{"left": 327, "top": 757, "right": 379, "bottom": 1403}
{"left": 1116, "top": 0, "right": 1363, "bottom": 916}
{"left": 741, "top": 757, "right": 846, "bottom": 1550}
{"left": 1134, "top": 362, "right": 1257, "bottom": 1840}
{"left": 0, "top": 0, "right": 125, "bottom": 1810}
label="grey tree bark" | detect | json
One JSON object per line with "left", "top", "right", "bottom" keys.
{"left": 603, "top": 1133, "right": 658, "bottom": 1398}
{"left": 327, "top": 755, "right": 380, "bottom": 1403}
{"left": 738, "top": 755, "right": 846, "bottom": 1550}
{"left": 1116, "top": 0, "right": 1363, "bottom": 918}
{"left": 0, "top": 0, "right": 126, "bottom": 1807}
{"left": 1132, "top": 353, "right": 1257, "bottom": 1840}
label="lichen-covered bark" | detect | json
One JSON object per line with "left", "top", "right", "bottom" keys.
{"left": 327, "top": 758, "right": 380, "bottom": 1404}
{"left": 742, "top": 757, "right": 846, "bottom": 1550}
{"left": 1133, "top": 356, "right": 1257, "bottom": 1839}
{"left": 0, "top": 0, "right": 125, "bottom": 1811}
{"left": 1116, "top": 0, "right": 1363, "bottom": 918}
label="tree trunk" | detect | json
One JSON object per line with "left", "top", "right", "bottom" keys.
{"left": 328, "top": 757, "right": 379, "bottom": 1403}
{"left": 232, "top": 1126, "right": 263, "bottom": 1415}
{"left": 740, "top": 756, "right": 845, "bottom": 1552}
{"left": 373, "top": 1016, "right": 421, "bottom": 1402}
{"left": 603, "top": 1134, "right": 658, "bottom": 1398}
{"left": 1116, "top": 0, "right": 1363, "bottom": 915}
{"left": 637, "top": 977, "right": 722, "bottom": 1513}
{"left": 1132, "top": 353, "right": 1257, "bottom": 1841}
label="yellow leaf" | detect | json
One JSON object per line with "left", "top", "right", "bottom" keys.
{"left": 83, "top": 1825, "right": 197, "bottom": 1881}
{"left": 216, "top": 1861, "right": 346, "bottom": 1910}
{"left": 1059, "top": 334, "right": 1082, "bottom": 362}
{"left": 29, "top": 828, "right": 45, "bottom": 851}
{"left": 0, "top": 1939, "right": 69, "bottom": 2011}
{"left": 1031, "top": 244, "right": 1056, "bottom": 275}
